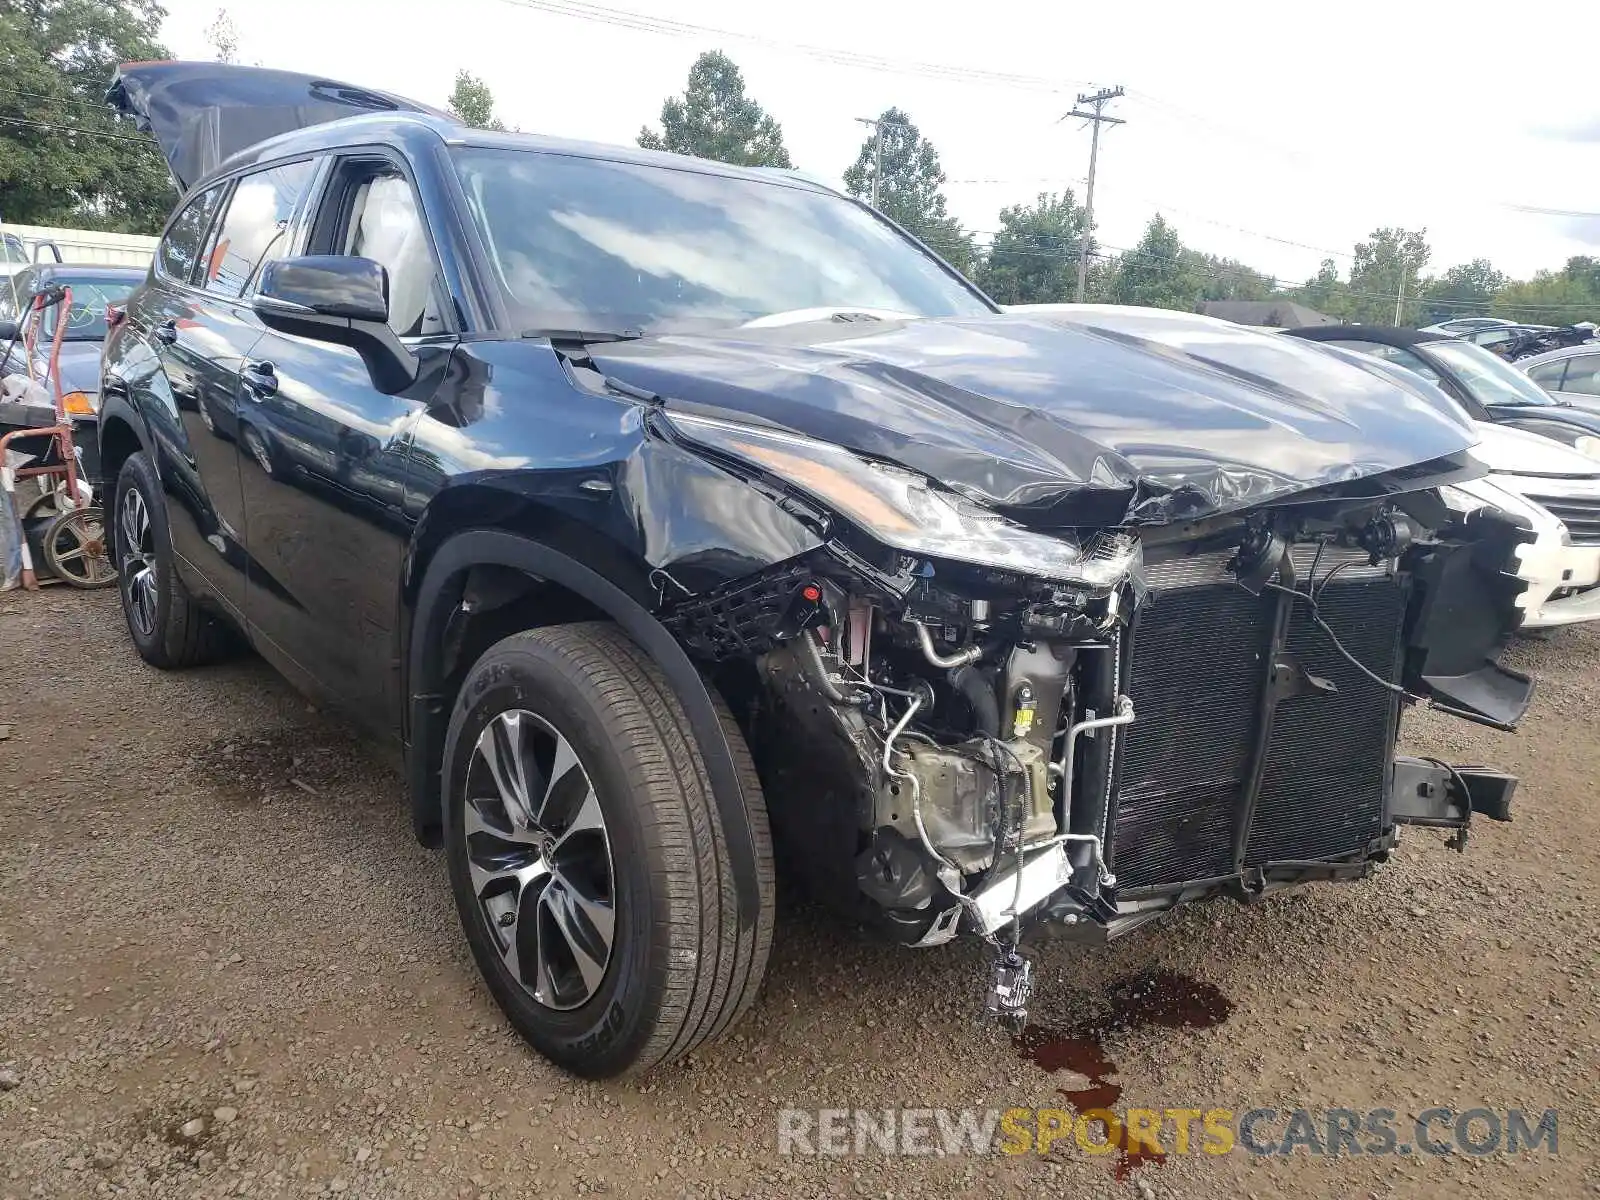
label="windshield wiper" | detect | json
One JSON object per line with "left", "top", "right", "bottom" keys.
{"left": 522, "top": 328, "right": 644, "bottom": 344}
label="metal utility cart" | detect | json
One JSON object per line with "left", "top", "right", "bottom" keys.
{"left": 0, "top": 282, "right": 115, "bottom": 590}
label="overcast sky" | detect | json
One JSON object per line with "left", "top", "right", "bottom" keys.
{"left": 156, "top": 0, "right": 1600, "bottom": 285}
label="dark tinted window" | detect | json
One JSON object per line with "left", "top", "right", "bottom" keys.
{"left": 201, "top": 160, "right": 315, "bottom": 298}
{"left": 158, "top": 186, "right": 226, "bottom": 283}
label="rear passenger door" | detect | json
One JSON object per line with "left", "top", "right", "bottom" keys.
{"left": 141, "top": 158, "right": 318, "bottom": 620}
{"left": 237, "top": 152, "right": 452, "bottom": 730}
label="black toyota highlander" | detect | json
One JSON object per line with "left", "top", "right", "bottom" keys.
{"left": 100, "top": 61, "right": 1531, "bottom": 1078}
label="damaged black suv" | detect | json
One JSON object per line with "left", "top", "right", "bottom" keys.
{"left": 100, "top": 63, "right": 1531, "bottom": 1077}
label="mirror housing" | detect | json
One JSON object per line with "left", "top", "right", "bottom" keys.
{"left": 253, "top": 255, "right": 419, "bottom": 394}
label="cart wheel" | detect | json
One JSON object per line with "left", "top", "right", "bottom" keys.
{"left": 23, "top": 488, "right": 67, "bottom": 524}
{"left": 43, "top": 507, "right": 117, "bottom": 589}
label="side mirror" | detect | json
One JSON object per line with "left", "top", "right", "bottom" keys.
{"left": 253, "top": 256, "right": 419, "bottom": 394}
{"left": 0, "top": 319, "right": 17, "bottom": 344}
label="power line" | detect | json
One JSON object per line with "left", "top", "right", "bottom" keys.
{"left": 492, "top": 0, "right": 1094, "bottom": 92}
{"left": 0, "top": 86, "right": 117, "bottom": 113}
{"left": 0, "top": 115, "right": 156, "bottom": 145}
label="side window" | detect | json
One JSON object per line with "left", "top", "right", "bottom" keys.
{"left": 201, "top": 160, "right": 316, "bottom": 299}
{"left": 1561, "top": 355, "right": 1600, "bottom": 397}
{"left": 157, "top": 185, "right": 226, "bottom": 284}
{"left": 1526, "top": 361, "right": 1567, "bottom": 390}
{"left": 320, "top": 163, "right": 443, "bottom": 338}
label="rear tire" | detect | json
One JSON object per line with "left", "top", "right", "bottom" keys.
{"left": 113, "top": 452, "right": 229, "bottom": 667}
{"left": 443, "top": 622, "right": 774, "bottom": 1078}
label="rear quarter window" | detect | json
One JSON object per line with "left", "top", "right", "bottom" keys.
{"left": 157, "top": 186, "right": 226, "bottom": 284}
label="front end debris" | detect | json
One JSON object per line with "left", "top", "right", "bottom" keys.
{"left": 662, "top": 473, "right": 1532, "bottom": 1027}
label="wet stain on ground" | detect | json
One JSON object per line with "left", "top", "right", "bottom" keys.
{"left": 1016, "top": 970, "right": 1232, "bottom": 1179}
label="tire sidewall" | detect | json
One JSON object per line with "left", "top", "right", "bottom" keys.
{"left": 442, "top": 641, "right": 665, "bottom": 1075}
{"left": 113, "top": 454, "right": 174, "bottom": 659}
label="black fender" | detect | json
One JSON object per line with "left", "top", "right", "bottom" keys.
{"left": 406, "top": 528, "right": 762, "bottom": 929}
{"left": 95, "top": 387, "right": 152, "bottom": 485}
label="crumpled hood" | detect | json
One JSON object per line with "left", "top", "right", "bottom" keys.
{"left": 588, "top": 307, "right": 1481, "bottom": 526}
{"left": 1471, "top": 420, "right": 1600, "bottom": 478}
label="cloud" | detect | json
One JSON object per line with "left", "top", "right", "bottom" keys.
{"left": 1537, "top": 116, "right": 1600, "bottom": 142}
{"left": 1559, "top": 216, "right": 1600, "bottom": 247}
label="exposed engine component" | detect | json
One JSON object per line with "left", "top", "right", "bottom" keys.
{"left": 983, "top": 950, "right": 1034, "bottom": 1031}
{"left": 731, "top": 496, "right": 1527, "bottom": 1032}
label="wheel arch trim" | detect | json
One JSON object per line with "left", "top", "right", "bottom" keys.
{"left": 406, "top": 528, "right": 761, "bottom": 929}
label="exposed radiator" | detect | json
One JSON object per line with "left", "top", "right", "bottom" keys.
{"left": 1109, "top": 549, "right": 1406, "bottom": 891}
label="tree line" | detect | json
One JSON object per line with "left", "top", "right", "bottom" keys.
{"left": 452, "top": 50, "right": 1598, "bottom": 327}
{"left": 0, "top": 3, "right": 1590, "bottom": 327}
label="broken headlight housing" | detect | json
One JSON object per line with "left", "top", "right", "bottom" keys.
{"left": 666, "top": 412, "right": 1131, "bottom": 585}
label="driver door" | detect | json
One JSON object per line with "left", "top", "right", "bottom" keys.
{"left": 238, "top": 153, "right": 453, "bottom": 732}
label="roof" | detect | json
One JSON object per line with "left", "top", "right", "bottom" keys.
{"left": 1284, "top": 324, "right": 1451, "bottom": 349}
{"left": 213, "top": 112, "right": 840, "bottom": 196}
{"left": 1515, "top": 343, "right": 1600, "bottom": 368}
{"left": 1201, "top": 300, "right": 1338, "bottom": 328}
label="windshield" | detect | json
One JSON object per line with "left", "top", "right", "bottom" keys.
{"left": 451, "top": 147, "right": 992, "bottom": 335}
{"left": 27, "top": 279, "right": 137, "bottom": 341}
{"left": 1424, "top": 339, "right": 1559, "bottom": 407}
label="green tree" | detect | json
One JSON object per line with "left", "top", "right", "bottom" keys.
{"left": 1345, "top": 227, "right": 1430, "bottom": 325}
{"left": 0, "top": 0, "right": 173, "bottom": 232}
{"left": 1107, "top": 214, "right": 1204, "bottom": 310}
{"left": 1188, "top": 252, "right": 1275, "bottom": 303}
{"left": 975, "top": 190, "right": 1086, "bottom": 304}
{"left": 637, "top": 50, "right": 790, "bottom": 168}
{"left": 446, "top": 69, "right": 504, "bottom": 131}
{"left": 843, "top": 107, "right": 973, "bottom": 272}
{"left": 1289, "top": 258, "right": 1349, "bottom": 319}
{"left": 1419, "top": 258, "right": 1506, "bottom": 325}
{"left": 1492, "top": 269, "right": 1599, "bottom": 326}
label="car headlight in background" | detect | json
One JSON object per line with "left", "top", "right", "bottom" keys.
{"left": 1436, "top": 484, "right": 1484, "bottom": 516}
{"left": 1572, "top": 434, "right": 1600, "bottom": 461}
{"left": 665, "top": 412, "right": 1136, "bottom": 586}
{"left": 61, "top": 390, "right": 96, "bottom": 416}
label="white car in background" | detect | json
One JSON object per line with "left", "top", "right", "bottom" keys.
{"left": 1009, "top": 303, "right": 1600, "bottom": 629}
{"left": 1442, "top": 424, "right": 1600, "bottom": 629}
{"left": 1419, "top": 317, "right": 1518, "bottom": 337}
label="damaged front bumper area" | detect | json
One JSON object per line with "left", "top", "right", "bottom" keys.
{"left": 658, "top": 417, "right": 1534, "bottom": 1025}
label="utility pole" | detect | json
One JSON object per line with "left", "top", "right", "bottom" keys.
{"left": 855, "top": 116, "right": 887, "bottom": 208}
{"left": 1065, "top": 85, "right": 1124, "bottom": 303}
{"left": 1393, "top": 263, "right": 1408, "bottom": 325}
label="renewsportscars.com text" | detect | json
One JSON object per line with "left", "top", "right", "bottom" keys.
{"left": 777, "top": 1106, "right": 1559, "bottom": 1159}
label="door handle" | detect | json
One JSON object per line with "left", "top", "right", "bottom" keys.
{"left": 241, "top": 361, "right": 277, "bottom": 399}
{"left": 153, "top": 319, "right": 178, "bottom": 346}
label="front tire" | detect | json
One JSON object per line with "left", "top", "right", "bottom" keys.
{"left": 113, "top": 452, "right": 229, "bottom": 667}
{"left": 443, "top": 622, "right": 774, "bottom": 1078}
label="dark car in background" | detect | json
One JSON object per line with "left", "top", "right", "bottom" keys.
{"left": 1285, "top": 324, "right": 1600, "bottom": 458}
{"left": 0, "top": 263, "right": 145, "bottom": 480}
{"left": 100, "top": 62, "right": 1532, "bottom": 1079}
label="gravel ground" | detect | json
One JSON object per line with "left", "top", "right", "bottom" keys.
{"left": 1, "top": 589, "right": 1595, "bottom": 1199}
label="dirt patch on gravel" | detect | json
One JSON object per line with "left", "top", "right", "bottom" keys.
{"left": 2, "top": 591, "right": 1595, "bottom": 1198}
